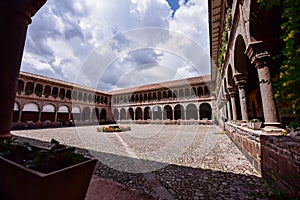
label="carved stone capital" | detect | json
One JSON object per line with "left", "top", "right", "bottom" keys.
{"left": 245, "top": 41, "right": 272, "bottom": 68}
{"left": 234, "top": 73, "right": 247, "bottom": 88}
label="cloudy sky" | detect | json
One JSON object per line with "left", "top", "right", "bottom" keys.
{"left": 22, "top": 0, "right": 210, "bottom": 92}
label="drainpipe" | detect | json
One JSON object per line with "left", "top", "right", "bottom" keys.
{"left": 0, "top": 1, "right": 47, "bottom": 140}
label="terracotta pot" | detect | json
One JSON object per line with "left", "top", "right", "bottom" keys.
{"left": 0, "top": 154, "right": 96, "bottom": 200}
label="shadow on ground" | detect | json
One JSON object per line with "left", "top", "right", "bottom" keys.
{"left": 15, "top": 136, "right": 275, "bottom": 200}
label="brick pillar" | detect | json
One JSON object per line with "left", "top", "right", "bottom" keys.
{"left": 228, "top": 87, "right": 237, "bottom": 121}
{"left": 235, "top": 73, "right": 248, "bottom": 123}
{"left": 0, "top": 1, "right": 47, "bottom": 140}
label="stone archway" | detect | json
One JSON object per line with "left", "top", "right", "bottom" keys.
{"left": 153, "top": 106, "right": 162, "bottom": 120}
{"left": 21, "top": 103, "right": 39, "bottom": 122}
{"left": 128, "top": 108, "right": 134, "bottom": 120}
{"left": 186, "top": 104, "right": 197, "bottom": 120}
{"left": 82, "top": 107, "right": 91, "bottom": 121}
{"left": 135, "top": 107, "right": 142, "bottom": 120}
{"left": 174, "top": 104, "right": 184, "bottom": 120}
{"left": 100, "top": 108, "right": 107, "bottom": 121}
{"left": 144, "top": 106, "right": 151, "bottom": 120}
{"left": 113, "top": 109, "right": 119, "bottom": 121}
{"left": 163, "top": 105, "right": 173, "bottom": 120}
{"left": 120, "top": 108, "right": 126, "bottom": 120}
{"left": 41, "top": 104, "right": 56, "bottom": 122}
{"left": 200, "top": 103, "right": 212, "bottom": 120}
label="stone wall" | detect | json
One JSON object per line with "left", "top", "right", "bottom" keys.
{"left": 261, "top": 135, "right": 300, "bottom": 197}
{"left": 226, "top": 122, "right": 300, "bottom": 197}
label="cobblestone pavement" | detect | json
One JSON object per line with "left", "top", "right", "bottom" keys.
{"left": 13, "top": 124, "right": 273, "bottom": 199}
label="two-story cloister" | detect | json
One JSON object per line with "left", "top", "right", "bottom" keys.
{"left": 110, "top": 75, "right": 215, "bottom": 124}
{"left": 13, "top": 71, "right": 113, "bottom": 127}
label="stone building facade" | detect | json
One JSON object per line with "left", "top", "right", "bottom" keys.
{"left": 13, "top": 72, "right": 215, "bottom": 126}
{"left": 13, "top": 71, "right": 113, "bottom": 127}
{"left": 110, "top": 75, "right": 215, "bottom": 124}
{"left": 209, "top": 0, "right": 299, "bottom": 196}
{"left": 209, "top": 0, "right": 285, "bottom": 130}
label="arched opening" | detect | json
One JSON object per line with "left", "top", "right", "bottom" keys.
{"left": 34, "top": 84, "right": 43, "bottom": 97}
{"left": 144, "top": 107, "right": 151, "bottom": 120}
{"left": 168, "top": 90, "right": 172, "bottom": 98}
{"left": 88, "top": 94, "right": 92, "bottom": 102}
{"left": 162, "top": 91, "right": 167, "bottom": 99}
{"left": 21, "top": 103, "right": 39, "bottom": 122}
{"left": 185, "top": 88, "right": 190, "bottom": 97}
{"left": 200, "top": 103, "right": 212, "bottom": 120}
{"left": 71, "top": 106, "right": 81, "bottom": 121}
{"left": 25, "top": 82, "right": 34, "bottom": 95}
{"left": 179, "top": 89, "right": 184, "bottom": 98}
{"left": 186, "top": 104, "right": 197, "bottom": 120}
{"left": 153, "top": 106, "right": 162, "bottom": 120}
{"left": 197, "top": 87, "right": 203, "bottom": 96}
{"left": 120, "top": 108, "right": 126, "bottom": 120}
{"left": 72, "top": 91, "right": 78, "bottom": 100}
{"left": 135, "top": 107, "right": 142, "bottom": 120}
{"left": 100, "top": 109, "right": 107, "bottom": 121}
{"left": 92, "top": 108, "right": 100, "bottom": 122}
{"left": 59, "top": 89, "right": 65, "bottom": 100}
{"left": 82, "top": 107, "right": 90, "bottom": 121}
{"left": 41, "top": 104, "right": 56, "bottom": 122}
{"left": 153, "top": 92, "right": 157, "bottom": 100}
{"left": 204, "top": 86, "right": 209, "bottom": 95}
{"left": 174, "top": 104, "right": 184, "bottom": 120}
{"left": 158, "top": 92, "right": 161, "bottom": 100}
{"left": 17, "top": 80, "right": 24, "bottom": 94}
{"left": 128, "top": 108, "right": 134, "bottom": 120}
{"left": 51, "top": 87, "right": 58, "bottom": 99}
{"left": 57, "top": 105, "right": 69, "bottom": 125}
{"left": 66, "top": 90, "right": 72, "bottom": 100}
{"left": 113, "top": 109, "right": 119, "bottom": 121}
{"left": 83, "top": 93, "right": 87, "bottom": 102}
{"left": 163, "top": 105, "right": 173, "bottom": 120}
{"left": 44, "top": 86, "right": 51, "bottom": 98}
{"left": 78, "top": 92, "right": 82, "bottom": 101}
{"left": 192, "top": 87, "right": 196, "bottom": 96}
{"left": 173, "top": 89, "right": 178, "bottom": 98}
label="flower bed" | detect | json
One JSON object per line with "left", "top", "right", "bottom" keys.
{"left": 97, "top": 125, "right": 131, "bottom": 132}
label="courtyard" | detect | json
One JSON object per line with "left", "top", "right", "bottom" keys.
{"left": 12, "top": 124, "right": 273, "bottom": 199}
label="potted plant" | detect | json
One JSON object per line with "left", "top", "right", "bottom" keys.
{"left": 0, "top": 138, "right": 96, "bottom": 200}
{"left": 248, "top": 119, "right": 262, "bottom": 130}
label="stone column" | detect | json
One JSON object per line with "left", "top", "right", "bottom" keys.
{"left": 228, "top": 87, "right": 237, "bottom": 121}
{"left": 235, "top": 73, "right": 248, "bottom": 122}
{"left": 197, "top": 107, "right": 200, "bottom": 120}
{"left": 0, "top": 1, "right": 47, "bottom": 140}
{"left": 18, "top": 105, "right": 24, "bottom": 123}
{"left": 225, "top": 94, "right": 232, "bottom": 120}
{"left": 55, "top": 109, "right": 58, "bottom": 122}
{"left": 254, "top": 54, "right": 281, "bottom": 129}
{"left": 246, "top": 42, "right": 282, "bottom": 131}
{"left": 151, "top": 107, "right": 154, "bottom": 120}
{"left": 172, "top": 108, "right": 174, "bottom": 120}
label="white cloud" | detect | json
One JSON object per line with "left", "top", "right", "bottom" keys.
{"left": 22, "top": 0, "right": 210, "bottom": 91}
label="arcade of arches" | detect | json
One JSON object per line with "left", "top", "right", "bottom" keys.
{"left": 13, "top": 72, "right": 215, "bottom": 126}
{"left": 13, "top": 72, "right": 112, "bottom": 125}
{"left": 111, "top": 76, "right": 215, "bottom": 123}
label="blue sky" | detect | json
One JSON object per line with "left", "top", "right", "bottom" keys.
{"left": 22, "top": 0, "right": 210, "bottom": 92}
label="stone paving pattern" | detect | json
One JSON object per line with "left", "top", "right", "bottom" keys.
{"left": 13, "top": 125, "right": 274, "bottom": 199}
